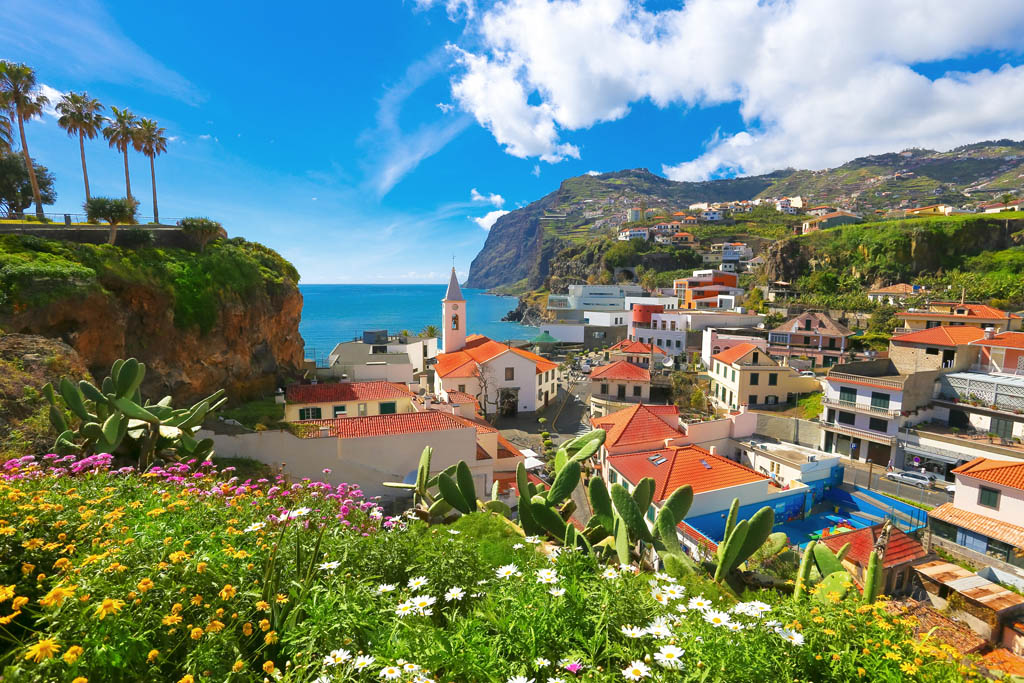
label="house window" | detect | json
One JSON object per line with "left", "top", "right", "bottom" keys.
{"left": 925, "top": 347, "right": 939, "bottom": 356}
{"left": 768, "top": 373, "right": 778, "bottom": 386}
{"left": 357, "top": 403, "right": 367, "bottom": 417}
{"left": 371, "top": 345, "right": 387, "bottom": 354}
{"left": 978, "top": 486, "right": 1000, "bottom": 509}
{"left": 457, "top": 384, "right": 466, "bottom": 393}
{"left": 749, "top": 395, "right": 758, "bottom": 405}
{"left": 333, "top": 405, "right": 347, "bottom": 418}
{"left": 632, "top": 385, "right": 641, "bottom": 397}
{"left": 828, "top": 338, "right": 836, "bottom": 349}
{"left": 752, "top": 351, "right": 759, "bottom": 363}
{"left": 870, "top": 392, "right": 890, "bottom": 409}
{"left": 731, "top": 369, "right": 736, "bottom": 382}
{"left": 868, "top": 417, "right": 888, "bottom": 432}
{"left": 839, "top": 387, "right": 856, "bottom": 404}
{"left": 991, "top": 417, "right": 1013, "bottom": 440}
{"left": 646, "top": 505, "right": 656, "bottom": 522}
{"left": 298, "top": 407, "right": 322, "bottom": 420}
{"left": 601, "top": 383, "right": 609, "bottom": 395}
{"left": 609, "top": 470, "right": 617, "bottom": 484}
{"left": 505, "top": 367, "right": 515, "bottom": 381}
{"left": 380, "top": 401, "right": 397, "bottom": 415}
{"left": 988, "top": 538, "right": 1014, "bottom": 562}
{"left": 803, "top": 336, "right": 811, "bottom": 345}
{"left": 930, "top": 518, "right": 957, "bottom": 541}
{"left": 837, "top": 411, "right": 856, "bottom": 426}
{"left": 750, "top": 373, "right": 759, "bottom": 386}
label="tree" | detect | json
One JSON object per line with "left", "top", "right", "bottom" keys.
{"left": 134, "top": 118, "right": 167, "bottom": 223}
{"left": 0, "top": 61, "right": 49, "bottom": 219}
{"left": 1001, "top": 193, "right": 1015, "bottom": 206}
{"left": 102, "top": 107, "right": 138, "bottom": 201}
{"left": 178, "top": 217, "right": 223, "bottom": 252}
{"left": 744, "top": 285, "right": 765, "bottom": 312}
{"left": 85, "top": 196, "right": 138, "bottom": 245}
{"left": 56, "top": 92, "right": 106, "bottom": 203}
{"left": 419, "top": 325, "right": 440, "bottom": 338}
{"left": 0, "top": 153, "right": 56, "bottom": 218}
{"left": 0, "top": 115, "right": 11, "bottom": 153}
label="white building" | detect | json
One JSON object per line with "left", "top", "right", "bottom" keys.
{"left": 547, "top": 284, "right": 645, "bottom": 321}
{"left": 322, "top": 333, "right": 438, "bottom": 384}
{"left": 434, "top": 269, "right": 560, "bottom": 416}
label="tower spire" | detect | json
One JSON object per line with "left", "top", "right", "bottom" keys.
{"left": 444, "top": 267, "right": 464, "bottom": 302}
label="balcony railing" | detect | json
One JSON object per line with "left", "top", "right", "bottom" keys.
{"left": 826, "top": 372, "right": 905, "bottom": 389}
{"left": 970, "top": 363, "right": 1024, "bottom": 377}
{"left": 821, "top": 420, "right": 896, "bottom": 445}
{"left": 821, "top": 397, "right": 901, "bottom": 417}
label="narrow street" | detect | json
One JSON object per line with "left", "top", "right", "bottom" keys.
{"left": 841, "top": 458, "right": 952, "bottom": 508}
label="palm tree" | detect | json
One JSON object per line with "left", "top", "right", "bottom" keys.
{"left": 0, "top": 115, "right": 11, "bottom": 154}
{"left": 133, "top": 118, "right": 167, "bottom": 223}
{"left": 103, "top": 107, "right": 138, "bottom": 201}
{"left": 56, "top": 92, "right": 106, "bottom": 202}
{"left": 0, "top": 61, "right": 49, "bottom": 219}
{"left": 420, "top": 324, "right": 440, "bottom": 338}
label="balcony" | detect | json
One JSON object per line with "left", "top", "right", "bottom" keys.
{"left": 937, "top": 371, "right": 1024, "bottom": 413}
{"left": 826, "top": 371, "right": 905, "bottom": 390}
{"left": 820, "top": 420, "right": 895, "bottom": 445}
{"left": 821, "top": 397, "right": 901, "bottom": 418}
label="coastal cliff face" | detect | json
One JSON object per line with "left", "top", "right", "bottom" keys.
{"left": 0, "top": 236, "right": 304, "bottom": 404}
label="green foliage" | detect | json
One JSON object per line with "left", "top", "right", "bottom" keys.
{"left": 219, "top": 397, "right": 285, "bottom": 430}
{"left": 116, "top": 227, "right": 154, "bottom": 247}
{"left": 178, "top": 216, "right": 224, "bottom": 252}
{"left": 84, "top": 196, "right": 138, "bottom": 238}
{"left": 798, "top": 392, "right": 822, "bottom": 419}
{"left": 0, "top": 153, "right": 56, "bottom": 217}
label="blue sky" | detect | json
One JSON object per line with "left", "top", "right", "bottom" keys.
{"left": 4, "top": 1, "right": 1024, "bottom": 283}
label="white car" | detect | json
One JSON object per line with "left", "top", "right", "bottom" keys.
{"left": 884, "top": 470, "right": 937, "bottom": 488}
{"left": 800, "top": 370, "right": 816, "bottom": 377}
{"left": 579, "top": 363, "right": 592, "bottom": 374}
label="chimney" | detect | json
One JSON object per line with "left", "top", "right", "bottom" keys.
{"left": 709, "top": 445, "right": 717, "bottom": 455}
{"left": 319, "top": 426, "right": 330, "bottom": 438}
{"left": 310, "top": 377, "right": 318, "bottom": 385}
{"left": 984, "top": 326, "right": 995, "bottom": 340}
{"left": 274, "top": 387, "right": 285, "bottom": 405}
{"left": 424, "top": 396, "right": 432, "bottom": 410}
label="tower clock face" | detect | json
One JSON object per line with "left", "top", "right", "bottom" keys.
{"left": 453, "top": 304, "right": 459, "bottom": 310}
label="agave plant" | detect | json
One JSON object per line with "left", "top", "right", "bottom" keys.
{"left": 44, "top": 358, "right": 226, "bottom": 467}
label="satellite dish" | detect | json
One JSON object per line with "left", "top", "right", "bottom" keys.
{"left": 662, "top": 357, "right": 674, "bottom": 368}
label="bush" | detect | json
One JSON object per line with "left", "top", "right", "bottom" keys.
{"left": 116, "top": 227, "right": 155, "bottom": 248}
{"left": 178, "top": 217, "right": 224, "bottom": 253}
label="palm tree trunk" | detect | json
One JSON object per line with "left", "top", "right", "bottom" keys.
{"left": 122, "top": 147, "right": 132, "bottom": 201}
{"left": 149, "top": 154, "right": 159, "bottom": 224}
{"left": 79, "top": 131, "right": 91, "bottom": 202}
{"left": 17, "top": 113, "right": 43, "bottom": 219}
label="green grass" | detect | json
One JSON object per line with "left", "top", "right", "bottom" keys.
{"left": 220, "top": 397, "right": 286, "bottom": 430}
{"left": 798, "top": 392, "right": 822, "bottom": 420}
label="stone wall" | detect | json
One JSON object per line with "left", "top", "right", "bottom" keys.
{"left": 0, "top": 223, "right": 194, "bottom": 249}
{"left": 754, "top": 413, "right": 822, "bottom": 448}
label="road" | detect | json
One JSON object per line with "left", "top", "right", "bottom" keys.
{"left": 841, "top": 459, "right": 952, "bottom": 508}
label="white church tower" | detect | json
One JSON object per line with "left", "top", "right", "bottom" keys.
{"left": 442, "top": 267, "right": 466, "bottom": 353}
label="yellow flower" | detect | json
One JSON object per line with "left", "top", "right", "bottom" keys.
{"left": 884, "top": 652, "right": 901, "bottom": 661}
{"left": 12, "top": 596, "right": 29, "bottom": 611}
{"left": 178, "top": 676, "right": 194, "bottom": 683}
{"left": 190, "top": 627, "right": 204, "bottom": 640}
{"left": 275, "top": 593, "right": 288, "bottom": 604}
{"left": 21, "top": 562, "right": 35, "bottom": 576}
{"left": 147, "top": 649, "right": 160, "bottom": 663}
{"left": 219, "top": 584, "right": 236, "bottom": 601}
{"left": 24, "top": 638, "right": 61, "bottom": 663}
{"left": 900, "top": 662, "right": 918, "bottom": 675}
{"left": 190, "top": 594, "right": 203, "bottom": 606}
{"left": 196, "top": 562, "right": 207, "bottom": 573}
{"left": 207, "top": 619, "right": 225, "bottom": 633}
{"left": 72, "top": 678, "right": 87, "bottom": 683}
{"left": 263, "top": 660, "right": 275, "bottom": 674}
{"left": 232, "top": 660, "right": 245, "bottom": 672}
{"left": 857, "top": 667, "right": 866, "bottom": 677}
{"left": 94, "top": 598, "right": 124, "bottom": 620}
{"left": 162, "top": 614, "right": 183, "bottom": 626}
{"left": 264, "top": 630, "right": 278, "bottom": 645}
{"left": 171, "top": 602, "right": 183, "bottom": 614}
{"left": 242, "top": 622, "right": 253, "bottom": 636}
{"left": 137, "top": 578, "right": 154, "bottom": 593}
{"left": 63, "top": 645, "right": 84, "bottom": 664}
{"left": 53, "top": 557, "right": 72, "bottom": 571}
{"left": 255, "top": 600, "right": 270, "bottom": 611}
{"left": 0, "top": 584, "right": 15, "bottom": 602}
{"left": 259, "top": 618, "right": 270, "bottom": 632}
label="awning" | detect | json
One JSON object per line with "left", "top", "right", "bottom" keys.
{"left": 902, "top": 445, "right": 965, "bottom": 465}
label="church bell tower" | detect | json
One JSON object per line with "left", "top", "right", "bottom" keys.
{"left": 442, "top": 267, "right": 466, "bottom": 353}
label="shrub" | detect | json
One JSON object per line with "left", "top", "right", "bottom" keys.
{"left": 178, "top": 217, "right": 224, "bottom": 253}
{"left": 116, "top": 227, "right": 155, "bottom": 248}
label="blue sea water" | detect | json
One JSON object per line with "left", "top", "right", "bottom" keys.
{"left": 298, "top": 284, "right": 532, "bottom": 363}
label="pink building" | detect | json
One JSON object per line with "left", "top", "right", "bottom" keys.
{"left": 929, "top": 457, "right": 1024, "bottom": 575}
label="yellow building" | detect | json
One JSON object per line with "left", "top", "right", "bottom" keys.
{"left": 709, "top": 343, "right": 819, "bottom": 410}
{"left": 896, "top": 302, "right": 1022, "bottom": 334}
{"left": 284, "top": 381, "right": 416, "bottom": 421}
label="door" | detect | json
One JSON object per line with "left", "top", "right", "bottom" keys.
{"left": 956, "top": 528, "right": 988, "bottom": 554}
{"left": 948, "top": 409, "right": 970, "bottom": 430}
{"left": 617, "top": 384, "right": 626, "bottom": 400}
{"left": 865, "top": 441, "right": 890, "bottom": 466}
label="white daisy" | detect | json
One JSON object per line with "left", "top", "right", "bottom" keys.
{"left": 245, "top": 522, "right": 265, "bottom": 532}
{"left": 377, "top": 583, "right": 397, "bottom": 593}
{"left": 411, "top": 595, "right": 436, "bottom": 613}
{"left": 651, "top": 589, "right": 669, "bottom": 605}
{"left": 323, "top": 648, "right": 351, "bottom": 665}
{"left": 444, "top": 586, "right": 465, "bottom": 602}
{"left": 764, "top": 620, "right": 782, "bottom": 631}
{"left": 548, "top": 586, "right": 566, "bottom": 597}
{"left": 620, "top": 624, "right": 646, "bottom": 638}
{"left": 687, "top": 595, "right": 712, "bottom": 610}
{"left": 661, "top": 584, "right": 685, "bottom": 599}
{"left": 654, "top": 571, "right": 672, "bottom": 582}
{"left": 496, "top": 564, "right": 521, "bottom": 579}
{"left": 726, "top": 622, "right": 745, "bottom": 632}
{"left": 703, "top": 609, "right": 731, "bottom": 627}
{"left": 513, "top": 543, "right": 525, "bottom": 549}
{"left": 779, "top": 628, "right": 804, "bottom": 646}
{"left": 675, "top": 603, "right": 688, "bottom": 613}
{"left": 447, "top": 529, "right": 460, "bottom": 535}
{"left": 403, "top": 663, "right": 421, "bottom": 672}
{"left": 380, "top": 665, "right": 401, "bottom": 680}
{"left": 600, "top": 567, "right": 619, "bottom": 580}
{"left": 318, "top": 560, "right": 341, "bottom": 571}
{"left": 733, "top": 600, "right": 771, "bottom": 617}
{"left": 621, "top": 660, "right": 650, "bottom": 680}
{"left": 287, "top": 507, "right": 311, "bottom": 519}
{"left": 394, "top": 601, "right": 416, "bottom": 617}
{"left": 646, "top": 621, "right": 672, "bottom": 639}
{"left": 546, "top": 678, "right": 565, "bottom": 683}
{"left": 354, "top": 654, "right": 375, "bottom": 670}
{"left": 407, "top": 576, "right": 428, "bottom": 589}
{"left": 524, "top": 535, "right": 541, "bottom": 544}
{"left": 507, "top": 677, "right": 534, "bottom": 683}
{"left": 654, "top": 644, "right": 684, "bottom": 669}
{"left": 536, "top": 568, "right": 559, "bottom": 584}
{"left": 535, "top": 657, "right": 551, "bottom": 667}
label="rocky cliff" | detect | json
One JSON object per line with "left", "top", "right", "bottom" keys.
{"left": 0, "top": 235, "right": 304, "bottom": 404}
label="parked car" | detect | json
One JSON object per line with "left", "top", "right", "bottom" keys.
{"left": 800, "top": 370, "right": 816, "bottom": 377}
{"left": 884, "top": 470, "right": 937, "bottom": 488}
{"left": 944, "top": 484, "right": 956, "bottom": 496}
{"left": 579, "top": 363, "right": 592, "bottom": 374}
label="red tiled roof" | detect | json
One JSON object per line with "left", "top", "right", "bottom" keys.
{"left": 770, "top": 311, "right": 853, "bottom": 337}
{"left": 590, "top": 360, "right": 651, "bottom": 382}
{"left": 973, "top": 331, "right": 1024, "bottom": 350}
{"left": 953, "top": 457, "right": 1024, "bottom": 491}
{"left": 819, "top": 524, "right": 927, "bottom": 569}
{"left": 286, "top": 381, "right": 413, "bottom": 404}
{"left": 983, "top": 649, "right": 1024, "bottom": 676}
{"left": 445, "top": 390, "right": 480, "bottom": 405}
{"left": 590, "top": 403, "right": 680, "bottom": 450}
{"left": 869, "top": 283, "right": 916, "bottom": 295}
{"left": 609, "top": 446, "right": 767, "bottom": 498}
{"left": 898, "top": 303, "right": 1020, "bottom": 320}
{"left": 300, "top": 411, "right": 468, "bottom": 439}
{"left": 929, "top": 503, "right": 1024, "bottom": 549}
{"left": 608, "top": 339, "right": 668, "bottom": 355}
{"left": 434, "top": 334, "right": 558, "bottom": 378}
{"left": 711, "top": 342, "right": 758, "bottom": 365}
{"left": 890, "top": 326, "right": 986, "bottom": 347}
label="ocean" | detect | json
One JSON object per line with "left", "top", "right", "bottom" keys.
{"left": 298, "top": 284, "right": 533, "bottom": 364}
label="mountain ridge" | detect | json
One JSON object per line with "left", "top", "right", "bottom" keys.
{"left": 467, "top": 140, "right": 1024, "bottom": 290}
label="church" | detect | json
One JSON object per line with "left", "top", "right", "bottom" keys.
{"left": 432, "top": 268, "right": 560, "bottom": 416}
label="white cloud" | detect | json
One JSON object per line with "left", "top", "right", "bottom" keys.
{"left": 531, "top": 164, "right": 540, "bottom": 177}
{"left": 198, "top": 134, "right": 212, "bottom": 140}
{"left": 471, "top": 209, "right": 510, "bottom": 230}
{"left": 436, "top": 0, "right": 1024, "bottom": 179}
{"left": 470, "top": 187, "right": 504, "bottom": 208}
{"left": 437, "top": 102, "right": 455, "bottom": 113}
{"left": 37, "top": 84, "right": 65, "bottom": 119}
{"left": 585, "top": 170, "right": 602, "bottom": 176}
{"left": 362, "top": 49, "right": 472, "bottom": 197}
{"left": 0, "top": 0, "right": 200, "bottom": 103}
{"left": 414, "top": 0, "right": 475, "bottom": 19}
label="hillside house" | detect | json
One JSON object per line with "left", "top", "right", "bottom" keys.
{"left": 709, "top": 343, "right": 819, "bottom": 411}
{"left": 800, "top": 210, "right": 862, "bottom": 234}
{"left": 589, "top": 361, "right": 651, "bottom": 417}
{"left": 867, "top": 283, "right": 924, "bottom": 305}
{"left": 284, "top": 381, "right": 416, "bottom": 421}
{"left": 896, "top": 302, "right": 1022, "bottom": 334}
{"left": 768, "top": 312, "right": 853, "bottom": 368}
{"left": 674, "top": 269, "right": 743, "bottom": 310}
{"left": 607, "top": 339, "right": 669, "bottom": 368}
{"left": 914, "top": 560, "right": 1024, "bottom": 641}
{"left": 819, "top": 524, "right": 929, "bottom": 595}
